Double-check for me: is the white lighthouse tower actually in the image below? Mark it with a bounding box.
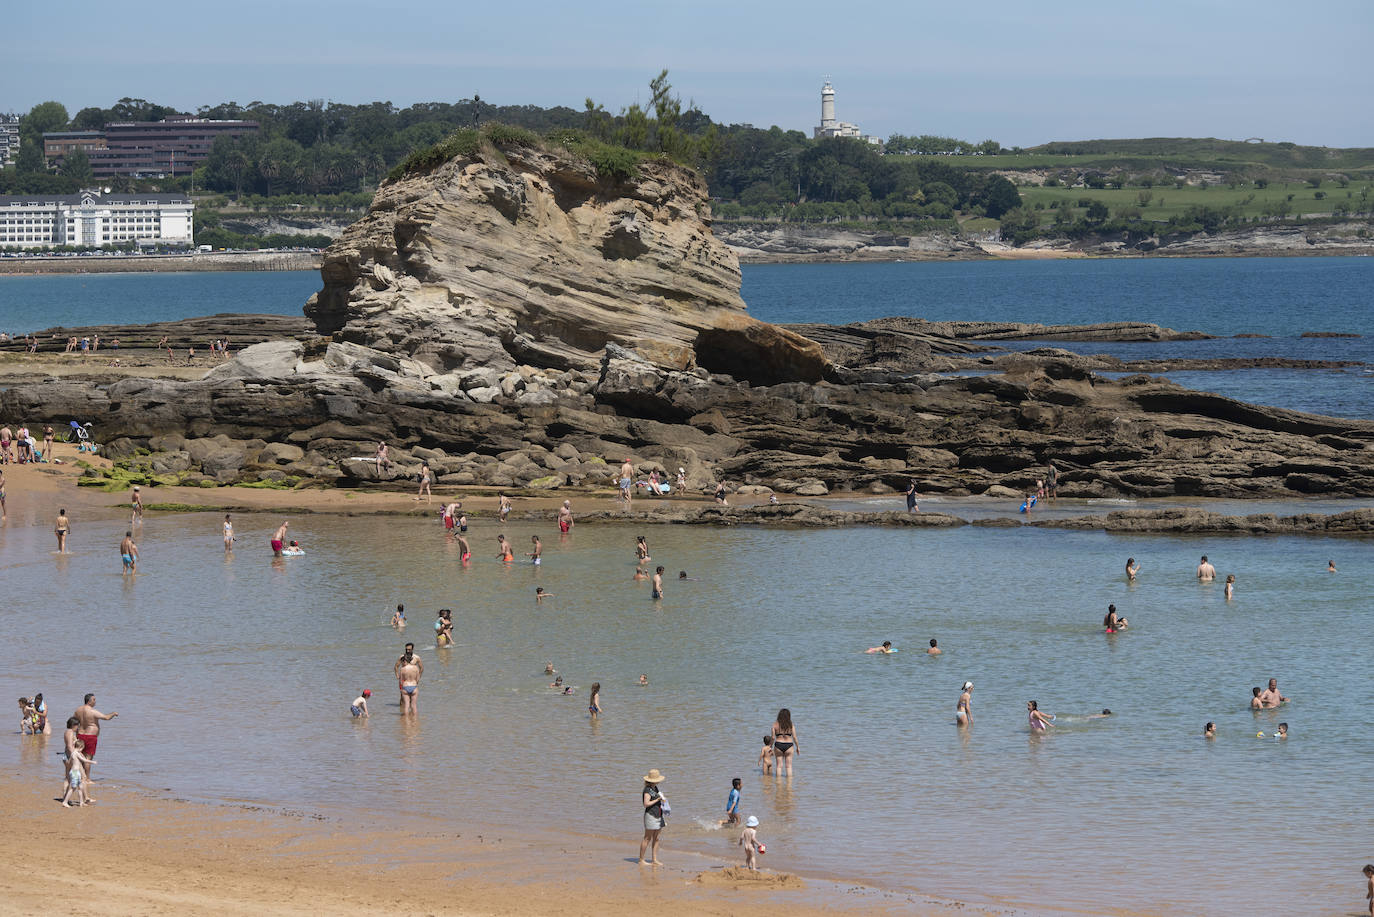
[813,79,864,139]
[819,80,837,134]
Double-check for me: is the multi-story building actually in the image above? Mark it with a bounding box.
[42,130,108,165]
[0,114,20,168]
[42,116,258,178]
[0,190,194,249]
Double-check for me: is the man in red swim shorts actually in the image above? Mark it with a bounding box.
[73,693,118,791]
[271,519,289,556]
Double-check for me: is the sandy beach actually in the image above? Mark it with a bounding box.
[0,769,942,917]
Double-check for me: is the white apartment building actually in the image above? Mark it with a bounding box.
[0,114,20,168]
[0,190,194,249]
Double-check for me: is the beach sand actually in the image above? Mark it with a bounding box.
[0,770,949,917]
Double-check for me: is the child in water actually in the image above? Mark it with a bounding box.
[588,682,601,718]
[351,690,371,717]
[1362,863,1373,917]
[535,587,553,604]
[1225,574,1235,601]
[390,604,407,628]
[758,735,774,774]
[739,816,762,870]
[720,777,742,826]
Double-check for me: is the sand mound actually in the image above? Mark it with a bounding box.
[694,866,805,889]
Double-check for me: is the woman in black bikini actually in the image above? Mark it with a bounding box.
[770,708,798,777]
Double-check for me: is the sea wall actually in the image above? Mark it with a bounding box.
[0,251,321,275]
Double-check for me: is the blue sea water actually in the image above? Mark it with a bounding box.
[0,258,1371,915]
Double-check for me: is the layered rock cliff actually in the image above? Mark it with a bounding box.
[2,132,1372,503]
[304,142,826,385]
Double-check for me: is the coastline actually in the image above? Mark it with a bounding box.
[0,250,320,275]
[0,769,944,917]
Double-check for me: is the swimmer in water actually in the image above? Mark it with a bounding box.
[544,662,556,675]
[1259,678,1287,708]
[550,675,564,689]
[527,535,542,565]
[496,534,514,562]
[390,604,407,628]
[1104,604,1122,633]
[588,682,601,719]
[637,674,648,686]
[1251,687,1263,709]
[1275,722,1288,739]
[1197,555,1216,581]
[1125,557,1140,581]
[635,535,650,564]
[927,639,941,656]
[535,587,553,603]
[651,566,664,600]
[1225,573,1235,601]
[1204,722,1216,738]
[456,533,471,563]
[865,641,894,654]
[1328,559,1337,573]
[678,571,688,580]
[1027,700,1054,732]
[956,682,972,726]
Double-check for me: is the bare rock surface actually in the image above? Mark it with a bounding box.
[3,135,1372,502]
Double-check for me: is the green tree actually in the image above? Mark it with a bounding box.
[22,101,69,142]
[1085,201,1109,223]
[14,142,46,175]
[71,106,110,130]
[60,148,94,186]
[980,175,1021,218]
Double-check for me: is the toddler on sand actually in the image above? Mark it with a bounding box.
[61,738,94,808]
[739,815,763,870]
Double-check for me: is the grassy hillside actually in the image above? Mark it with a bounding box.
[899,138,1374,183]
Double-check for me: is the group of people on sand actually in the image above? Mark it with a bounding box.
[1,423,52,465]
[16,690,118,808]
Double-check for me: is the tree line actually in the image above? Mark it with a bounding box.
[2,76,1020,222]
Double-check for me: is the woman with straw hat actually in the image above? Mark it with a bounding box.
[638,768,669,866]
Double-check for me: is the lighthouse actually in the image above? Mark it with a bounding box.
[813,80,866,140]
[819,81,836,133]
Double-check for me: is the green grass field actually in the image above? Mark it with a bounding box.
[1017,181,1372,227]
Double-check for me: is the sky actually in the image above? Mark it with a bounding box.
[10,0,1374,148]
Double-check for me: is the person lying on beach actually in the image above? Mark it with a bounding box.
[865,641,894,654]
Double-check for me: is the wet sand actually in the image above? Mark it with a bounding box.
[0,770,948,917]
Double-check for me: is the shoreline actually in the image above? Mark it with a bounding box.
[0,768,951,917]
[5,448,1370,539]
[0,251,320,275]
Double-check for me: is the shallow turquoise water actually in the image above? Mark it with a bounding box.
[1,503,1368,915]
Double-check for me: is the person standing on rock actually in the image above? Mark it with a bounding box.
[1197,555,1216,581]
[1046,462,1059,501]
[905,480,919,513]
[375,442,393,475]
[415,462,433,503]
[676,467,686,493]
[558,500,574,534]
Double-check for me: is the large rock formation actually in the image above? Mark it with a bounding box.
[2,132,1373,502]
[304,142,826,385]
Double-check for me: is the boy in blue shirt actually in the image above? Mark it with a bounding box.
[721,777,742,826]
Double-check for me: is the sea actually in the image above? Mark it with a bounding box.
[1,256,1371,916]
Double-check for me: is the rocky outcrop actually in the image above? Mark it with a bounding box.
[3,134,1373,501]
[304,142,826,384]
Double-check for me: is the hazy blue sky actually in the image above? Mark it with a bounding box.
[11,0,1373,147]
